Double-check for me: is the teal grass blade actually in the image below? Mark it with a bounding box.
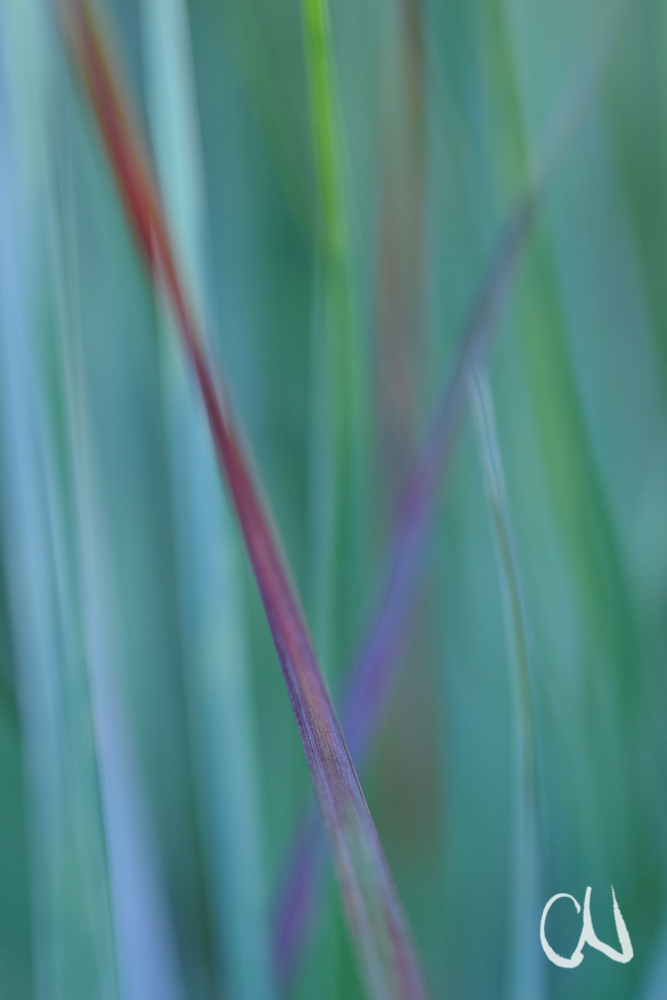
[301,0,370,683]
[139,0,277,994]
[0,570,33,998]
[0,4,119,995]
[481,0,651,919]
[51,69,188,1000]
[468,368,544,1000]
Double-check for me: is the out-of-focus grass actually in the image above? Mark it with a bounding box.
[64,2,430,997]
[469,366,543,1000]
[141,0,276,996]
[0,0,667,998]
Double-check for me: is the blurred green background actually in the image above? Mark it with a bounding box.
[0,0,666,998]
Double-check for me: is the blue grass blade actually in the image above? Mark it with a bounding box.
[139,0,277,994]
[51,87,186,1000]
[0,8,119,995]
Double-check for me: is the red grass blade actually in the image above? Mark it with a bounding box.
[60,2,430,997]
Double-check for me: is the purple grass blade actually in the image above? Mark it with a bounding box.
[60,2,430,997]
[339,197,536,758]
[272,194,536,985]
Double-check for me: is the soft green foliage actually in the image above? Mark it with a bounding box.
[0,0,666,998]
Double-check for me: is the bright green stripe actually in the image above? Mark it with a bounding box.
[300,0,369,682]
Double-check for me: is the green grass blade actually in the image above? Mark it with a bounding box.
[300,0,370,681]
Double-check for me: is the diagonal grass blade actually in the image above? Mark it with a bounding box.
[59,2,430,997]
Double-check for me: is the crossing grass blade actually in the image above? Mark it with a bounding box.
[273,174,536,992]
[60,1,429,997]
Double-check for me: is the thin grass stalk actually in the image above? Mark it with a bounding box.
[300,0,369,680]
[60,2,429,998]
[468,368,544,1000]
[51,77,187,1000]
[0,7,119,995]
[271,0,638,981]
[139,0,276,995]
[298,0,370,987]
[433,28,543,1000]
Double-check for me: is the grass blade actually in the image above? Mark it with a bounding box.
[271,1,635,980]
[139,0,277,994]
[273,180,535,988]
[483,0,650,906]
[299,0,371,988]
[51,84,187,1000]
[468,368,544,1000]
[60,2,429,997]
[301,0,369,682]
[0,7,119,994]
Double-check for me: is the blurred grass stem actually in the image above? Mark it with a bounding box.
[62,2,430,997]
